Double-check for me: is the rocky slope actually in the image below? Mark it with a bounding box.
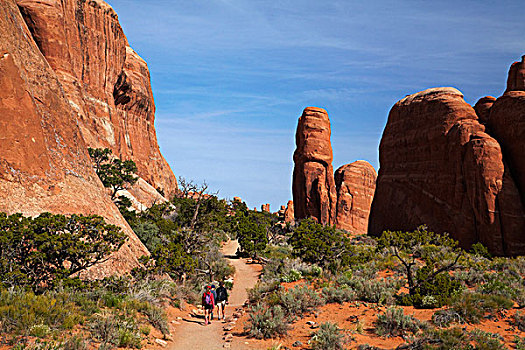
[0,0,186,275]
[369,59,525,255]
[335,161,377,235]
[16,0,177,198]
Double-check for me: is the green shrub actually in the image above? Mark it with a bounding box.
[290,219,353,272]
[350,277,399,305]
[281,269,302,283]
[278,284,324,318]
[375,307,425,337]
[321,286,356,304]
[141,303,169,335]
[311,322,346,350]
[0,289,82,334]
[398,267,462,308]
[64,335,87,350]
[432,309,464,328]
[248,280,281,304]
[29,324,51,338]
[246,304,290,339]
[450,292,513,324]
[409,327,505,350]
[515,311,525,332]
[515,336,525,350]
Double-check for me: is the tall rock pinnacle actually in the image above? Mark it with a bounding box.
[292,107,337,225]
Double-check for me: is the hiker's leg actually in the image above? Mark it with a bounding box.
[218,302,223,319]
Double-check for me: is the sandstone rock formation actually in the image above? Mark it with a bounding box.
[292,107,337,225]
[506,55,525,92]
[16,0,177,199]
[284,200,295,224]
[0,0,149,277]
[335,161,377,235]
[369,85,525,255]
[474,96,496,123]
[261,204,270,213]
[486,57,525,207]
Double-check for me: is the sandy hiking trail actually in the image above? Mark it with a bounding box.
[170,240,260,350]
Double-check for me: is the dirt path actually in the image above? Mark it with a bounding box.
[170,240,260,350]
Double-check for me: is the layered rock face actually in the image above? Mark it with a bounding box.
[369,84,525,255]
[335,161,377,234]
[16,0,177,198]
[292,107,337,225]
[0,0,149,277]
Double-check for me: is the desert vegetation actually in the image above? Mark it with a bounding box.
[240,223,525,349]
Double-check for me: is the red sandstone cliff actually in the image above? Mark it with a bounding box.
[335,161,377,235]
[292,107,337,225]
[0,0,149,277]
[368,85,525,255]
[16,0,177,199]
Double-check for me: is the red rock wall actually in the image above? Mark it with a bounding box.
[335,161,377,235]
[0,0,149,277]
[369,87,525,255]
[292,107,337,225]
[16,0,177,198]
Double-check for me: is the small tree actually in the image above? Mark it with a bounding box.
[376,226,463,307]
[237,214,268,259]
[0,212,126,290]
[289,218,352,272]
[88,148,138,200]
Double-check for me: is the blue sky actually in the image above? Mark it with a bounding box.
[106,0,524,211]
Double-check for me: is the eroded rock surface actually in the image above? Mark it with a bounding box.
[16,0,177,198]
[368,87,525,255]
[474,96,496,123]
[335,161,377,235]
[0,0,149,277]
[292,107,337,225]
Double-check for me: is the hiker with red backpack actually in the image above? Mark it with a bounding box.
[202,285,215,325]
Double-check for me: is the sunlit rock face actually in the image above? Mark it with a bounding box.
[335,161,377,235]
[369,83,525,256]
[292,107,337,226]
[16,0,178,199]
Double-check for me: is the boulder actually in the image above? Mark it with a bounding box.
[292,107,337,225]
[368,87,525,255]
[335,161,377,234]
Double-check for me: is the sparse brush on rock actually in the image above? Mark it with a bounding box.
[375,307,425,337]
[246,304,290,339]
[311,322,347,350]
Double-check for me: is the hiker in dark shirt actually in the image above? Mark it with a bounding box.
[215,281,229,320]
[202,285,215,325]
